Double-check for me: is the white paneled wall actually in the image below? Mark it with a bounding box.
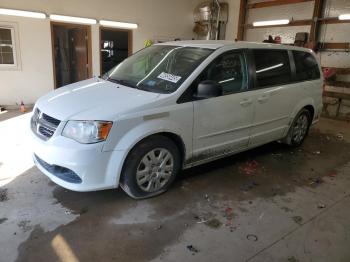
[246,1,314,23]
[243,0,350,71]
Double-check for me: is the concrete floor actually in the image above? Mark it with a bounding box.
[0,110,350,262]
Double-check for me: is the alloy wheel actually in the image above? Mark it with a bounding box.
[292,114,309,144]
[136,148,174,192]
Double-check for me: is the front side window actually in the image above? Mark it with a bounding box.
[105,45,213,93]
[0,27,16,66]
[253,49,291,88]
[293,51,320,81]
[193,50,248,95]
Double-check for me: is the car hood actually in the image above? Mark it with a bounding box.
[36,78,161,121]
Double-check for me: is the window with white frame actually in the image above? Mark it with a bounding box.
[0,27,16,66]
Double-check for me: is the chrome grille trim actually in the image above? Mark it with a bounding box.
[31,108,61,140]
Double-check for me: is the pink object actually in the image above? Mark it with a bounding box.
[274,36,281,44]
[323,68,336,81]
[20,101,26,113]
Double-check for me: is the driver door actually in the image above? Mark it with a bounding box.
[191,50,255,164]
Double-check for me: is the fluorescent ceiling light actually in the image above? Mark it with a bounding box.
[50,14,96,24]
[0,8,46,19]
[253,19,290,27]
[339,14,350,20]
[100,20,138,29]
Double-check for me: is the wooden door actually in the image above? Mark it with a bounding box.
[69,28,88,83]
[51,22,92,88]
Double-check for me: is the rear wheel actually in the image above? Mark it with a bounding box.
[284,109,311,146]
[120,135,181,199]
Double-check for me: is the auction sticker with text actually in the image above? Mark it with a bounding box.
[157,72,182,83]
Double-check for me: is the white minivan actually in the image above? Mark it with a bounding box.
[31,41,323,199]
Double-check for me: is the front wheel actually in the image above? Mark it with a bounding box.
[284,109,312,146]
[120,135,181,199]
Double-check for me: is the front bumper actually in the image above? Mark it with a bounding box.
[32,131,126,192]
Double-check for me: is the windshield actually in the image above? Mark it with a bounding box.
[105,45,214,93]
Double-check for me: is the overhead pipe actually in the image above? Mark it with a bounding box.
[214,0,221,40]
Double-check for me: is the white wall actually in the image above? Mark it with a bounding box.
[0,0,242,106]
[0,0,205,106]
[0,16,53,106]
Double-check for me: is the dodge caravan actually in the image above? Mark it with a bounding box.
[31,41,323,199]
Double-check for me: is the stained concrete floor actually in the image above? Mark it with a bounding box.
[0,111,350,262]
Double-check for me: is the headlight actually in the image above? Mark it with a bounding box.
[62,121,113,144]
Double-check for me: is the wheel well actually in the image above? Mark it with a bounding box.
[157,132,186,166]
[304,105,315,121]
[125,132,186,167]
[120,132,186,184]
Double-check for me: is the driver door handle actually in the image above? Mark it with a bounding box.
[240,98,253,107]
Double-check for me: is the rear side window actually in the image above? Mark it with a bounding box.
[293,51,320,81]
[253,49,292,88]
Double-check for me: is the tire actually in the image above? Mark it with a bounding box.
[284,108,312,147]
[120,135,181,199]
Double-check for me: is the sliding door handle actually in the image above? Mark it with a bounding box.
[240,98,253,107]
[257,96,269,103]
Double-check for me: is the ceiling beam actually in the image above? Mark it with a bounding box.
[248,0,314,9]
[237,0,247,40]
[309,0,324,43]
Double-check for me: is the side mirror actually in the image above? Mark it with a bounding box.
[194,80,222,100]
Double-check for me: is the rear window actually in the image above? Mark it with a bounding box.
[253,49,292,88]
[292,51,320,81]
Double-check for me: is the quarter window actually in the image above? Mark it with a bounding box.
[196,51,248,95]
[0,27,16,66]
[293,51,320,81]
[253,49,292,88]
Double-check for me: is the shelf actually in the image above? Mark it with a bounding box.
[323,91,350,100]
[326,81,350,88]
[319,42,350,50]
[322,67,350,75]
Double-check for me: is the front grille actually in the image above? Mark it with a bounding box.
[42,113,61,126]
[31,108,61,140]
[34,154,82,184]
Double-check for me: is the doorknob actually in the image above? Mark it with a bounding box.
[240,98,253,107]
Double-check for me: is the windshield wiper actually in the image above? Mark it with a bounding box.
[107,78,137,89]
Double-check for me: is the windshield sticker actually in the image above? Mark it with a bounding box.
[157,72,182,83]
